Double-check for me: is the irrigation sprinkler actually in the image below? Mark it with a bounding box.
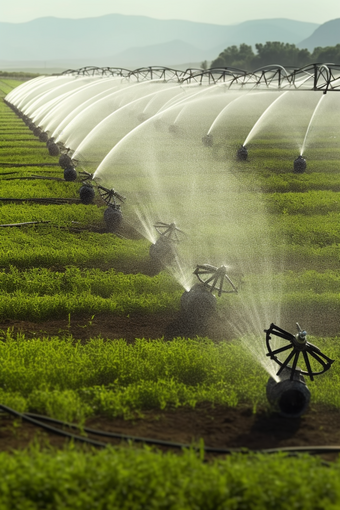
[39,131,49,143]
[202,134,213,147]
[46,138,60,157]
[79,184,96,204]
[237,145,248,161]
[265,322,334,417]
[180,264,239,329]
[98,185,126,233]
[63,166,78,181]
[180,283,217,320]
[149,222,185,267]
[193,264,239,296]
[59,153,73,169]
[294,155,307,173]
[33,126,42,138]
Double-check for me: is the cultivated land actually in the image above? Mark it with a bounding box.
[1,78,340,508]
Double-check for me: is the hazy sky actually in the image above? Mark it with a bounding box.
[1,0,339,25]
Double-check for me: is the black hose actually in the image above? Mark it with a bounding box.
[0,407,338,459]
[0,404,107,448]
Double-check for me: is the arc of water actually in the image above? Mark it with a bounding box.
[243,91,288,147]
[73,83,185,160]
[62,79,167,153]
[207,93,248,135]
[300,94,325,156]
[158,82,218,114]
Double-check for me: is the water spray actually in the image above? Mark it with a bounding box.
[237,145,248,161]
[294,155,307,173]
[265,322,334,417]
[149,222,185,267]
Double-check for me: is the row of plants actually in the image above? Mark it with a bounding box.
[0,333,339,421]
[1,445,339,510]
[1,77,340,506]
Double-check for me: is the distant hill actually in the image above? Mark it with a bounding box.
[298,18,340,51]
[0,14,319,70]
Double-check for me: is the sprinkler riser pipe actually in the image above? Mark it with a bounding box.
[266,368,310,418]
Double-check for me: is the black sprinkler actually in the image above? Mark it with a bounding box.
[46,139,60,157]
[294,155,307,173]
[202,134,213,147]
[63,166,77,182]
[265,322,334,417]
[149,222,185,267]
[237,145,248,161]
[98,185,126,233]
[180,264,239,332]
[79,184,95,204]
[59,153,73,169]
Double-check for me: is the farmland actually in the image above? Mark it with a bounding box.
[1,78,340,508]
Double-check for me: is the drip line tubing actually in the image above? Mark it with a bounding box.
[0,405,339,459]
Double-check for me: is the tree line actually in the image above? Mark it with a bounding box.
[207,42,340,70]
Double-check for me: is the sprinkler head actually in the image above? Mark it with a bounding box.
[63,166,77,182]
[181,283,217,324]
[237,145,248,161]
[265,322,334,382]
[194,264,239,296]
[79,184,95,204]
[33,126,42,138]
[39,131,49,143]
[59,153,73,169]
[266,367,311,418]
[149,236,178,267]
[202,134,213,147]
[149,222,185,267]
[104,205,123,233]
[46,138,60,157]
[294,155,307,173]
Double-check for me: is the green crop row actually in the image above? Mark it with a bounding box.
[0,333,338,421]
[0,446,339,510]
[0,228,151,271]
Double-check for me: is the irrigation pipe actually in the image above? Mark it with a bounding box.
[0,406,339,458]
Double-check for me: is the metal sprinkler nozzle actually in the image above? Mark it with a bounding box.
[265,322,334,381]
[154,222,186,243]
[98,185,126,206]
[194,264,239,297]
[149,222,185,267]
[265,322,334,417]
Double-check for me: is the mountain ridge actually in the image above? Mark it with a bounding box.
[0,14,332,70]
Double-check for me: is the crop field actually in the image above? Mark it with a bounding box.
[1,79,340,508]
